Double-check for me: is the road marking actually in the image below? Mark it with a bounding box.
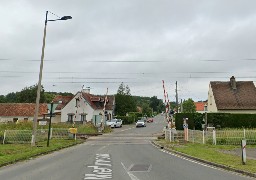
[97,146,107,152]
[84,154,112,180]
[121,162,140,180]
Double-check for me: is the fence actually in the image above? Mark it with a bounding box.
[2,128,70,144]
[165,129,256,145]
[215,129,256,145]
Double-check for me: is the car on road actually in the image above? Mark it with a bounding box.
[146,118,154,123]
[106,119,122,128]
[136,119,146,127]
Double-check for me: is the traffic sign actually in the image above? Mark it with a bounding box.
[39,121,47,126]
[183,124,188,128]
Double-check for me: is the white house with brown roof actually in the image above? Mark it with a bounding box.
[0,103,47,123]
[60,89,115,124]
[208,76,256,113]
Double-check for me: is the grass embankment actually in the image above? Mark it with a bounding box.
[156,140,256,174]
[0,139,83,167]
[0,122,112,167]
[0,122,104,136]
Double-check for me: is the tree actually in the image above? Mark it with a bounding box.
[115,83,136,116]
[142,103,152,117]
[182,98,196,113]
[5,92,17,103]
[149,96,165,113]
[117,82,126,95]
[0,95,6,103]
[16,84,46,103]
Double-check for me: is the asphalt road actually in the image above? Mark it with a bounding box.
[0,115,253,180]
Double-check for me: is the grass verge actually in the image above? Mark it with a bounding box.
[155,140,256,174]
[0,139,83,167]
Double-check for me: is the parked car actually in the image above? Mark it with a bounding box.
[106,119,122,128]
[136,119,146,127]
[146,118,154,123]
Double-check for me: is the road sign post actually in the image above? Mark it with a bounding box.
[183,118,188,141]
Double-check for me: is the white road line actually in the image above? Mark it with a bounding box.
[121,162,140,180]
[97,146,106,151]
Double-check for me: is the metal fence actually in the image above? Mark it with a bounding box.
[2,128,70,144]
[215,129,256,145]
[165,129,256,145]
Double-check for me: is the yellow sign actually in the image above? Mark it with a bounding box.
[69,128,77,134]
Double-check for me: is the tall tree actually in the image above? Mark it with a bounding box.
[17,84,46,103]
[182,98,196,113]
[142,103,152,117]
[149,96,165,113]
[115,83,136,116]
[117,82,126,95]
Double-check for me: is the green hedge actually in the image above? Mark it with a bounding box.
[116,116,135,125]
[175,113,256,130]
[175,113,204,130]
[207,113,256,128]
[127,112,142,121]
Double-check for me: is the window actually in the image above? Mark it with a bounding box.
[81,114,87,122]
[67,113,74,123]
[13,118,18,123]
[204,105,208,111]
[75,98,79,107]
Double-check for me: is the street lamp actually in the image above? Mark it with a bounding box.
[31,11,72,146]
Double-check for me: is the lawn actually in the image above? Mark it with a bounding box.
[156,140,256,174]
[0,139,83,167]
[0,122,111,167]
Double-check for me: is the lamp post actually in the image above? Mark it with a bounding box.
[31,11,72,146]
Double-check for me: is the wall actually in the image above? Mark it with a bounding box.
[207,84,218,112]
[0,116,35,123]
[61,92,94,123]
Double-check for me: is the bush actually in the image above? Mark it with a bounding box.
[207,113,256,128]
[175,113,204,130]
[175,112,256,129]
[116,116,135,124]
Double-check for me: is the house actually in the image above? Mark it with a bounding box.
[49,95,74,123]
[60,88,115,124]
[194,101,207,113]
[208,76,256,113]
[0,103,47,123]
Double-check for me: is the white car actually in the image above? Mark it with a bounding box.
[106,119,122,128]
[136,119,146,127]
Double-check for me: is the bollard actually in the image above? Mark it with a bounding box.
[241,140,246,165]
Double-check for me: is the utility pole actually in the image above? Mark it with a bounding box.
[175,81,178,110]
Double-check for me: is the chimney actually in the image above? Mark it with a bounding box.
[230,76,236,90]
[82,87,91,94]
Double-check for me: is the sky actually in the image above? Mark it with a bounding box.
[1,0,256,102]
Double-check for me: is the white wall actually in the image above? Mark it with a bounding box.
[61,92,94,123]
[207,84,218,112]
[0,116,34,123]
